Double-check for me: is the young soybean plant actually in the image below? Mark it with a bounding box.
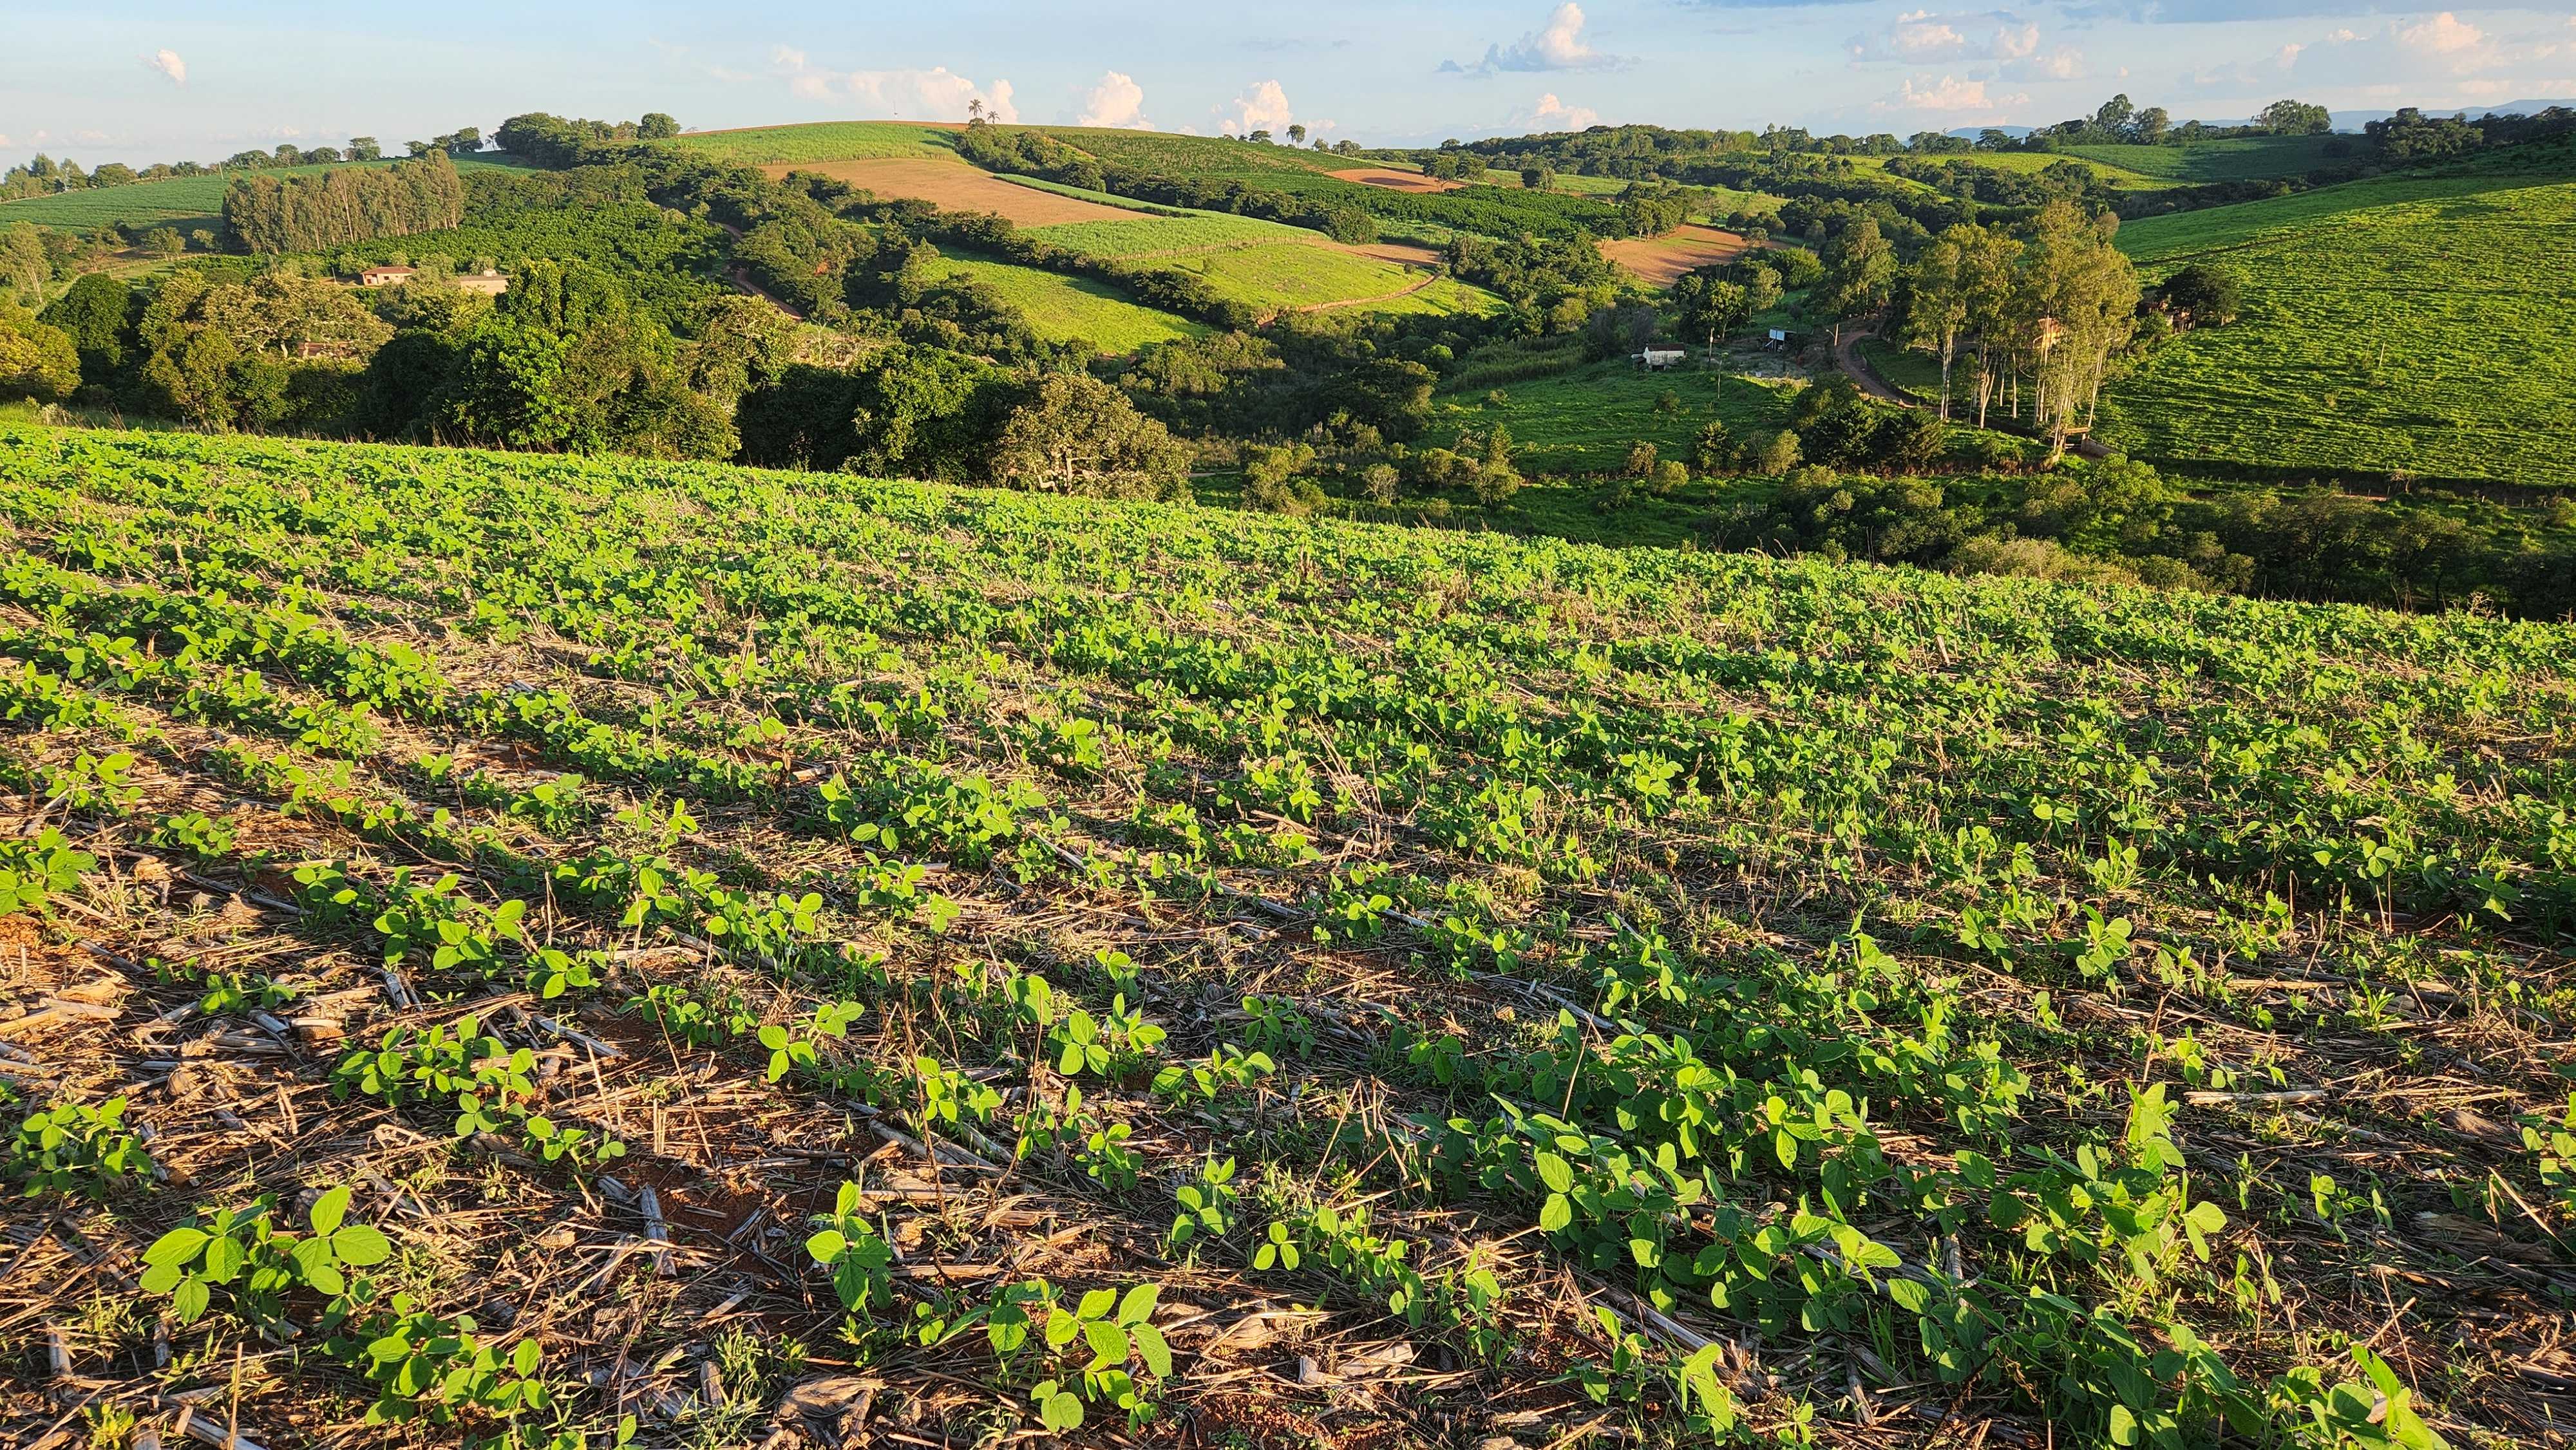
[7,1096,156,1201]
[141,1185,392,1328]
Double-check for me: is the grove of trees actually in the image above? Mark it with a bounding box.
[222,153,467,254]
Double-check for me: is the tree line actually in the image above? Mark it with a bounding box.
[222,153,468,255]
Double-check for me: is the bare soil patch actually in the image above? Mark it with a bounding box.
[1597,224,1757,287]
[1347,240,1443,268]
[1329,167,1461,194]
[755,157,1147,226]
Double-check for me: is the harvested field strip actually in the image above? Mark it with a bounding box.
[1596,224,1757,287]
[931,255,1207,352]
[757,156,1150,226]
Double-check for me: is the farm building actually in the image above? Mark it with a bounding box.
[453,269,509,296]
[1634,347,1686,370]
[359,265,417,287]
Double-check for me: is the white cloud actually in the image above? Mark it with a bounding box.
[0,135,10,149]
[770,49,1016,122]
[2005,46,2087,80]
[1077,71,1151,129]
[146,48,186,86]
[1877,75,2029,116]
[1526,92,1603,129]
[1219,79,1295,137]
[1443,3,1630,77]
[2398,12,2483,55]
[1852,10,2051,70]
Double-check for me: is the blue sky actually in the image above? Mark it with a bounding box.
[4,0,2573,166]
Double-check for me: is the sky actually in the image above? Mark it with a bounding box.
[3,0,2573,167]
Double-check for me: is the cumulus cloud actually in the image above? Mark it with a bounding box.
[770,48,1017,122]
[2398,12,2483,55]
[1218,79,1296,137]
[1524,92,1604,129]
[1848,10,2043,65]
[1077,71,1151,129]
[1877,74,2029,116]
[2006,46,2087,80]
[146,48,187,86]
[1443,3,1631,77]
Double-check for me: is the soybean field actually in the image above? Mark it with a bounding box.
[2,424,2573,1449]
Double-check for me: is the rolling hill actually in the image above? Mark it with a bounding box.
[0,156,522,235]
[2096,142,2576,485]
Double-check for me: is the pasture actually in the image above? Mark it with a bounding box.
[2058,134,2348,183]
[5,420,2568,1449]
[931,256,1207,352]
[2099,171,2576,485]
[672,120,959,165]
[1435,358,1796,474]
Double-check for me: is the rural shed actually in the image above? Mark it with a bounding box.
[1634,347,1686,370]
[453,269,509,296]
[359,265,417,287]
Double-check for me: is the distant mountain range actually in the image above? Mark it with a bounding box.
[1947,100,2576,142]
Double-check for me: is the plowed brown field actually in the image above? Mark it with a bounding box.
[757,157,1147,225]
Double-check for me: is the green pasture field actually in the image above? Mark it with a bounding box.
[931,256,1207,352]
[2058,135,2346,183]
[1034,127,1347,182]
[1434,358,1797,475]
[2099,171,2576,485]
[0,156,519,233]
[670,121,958,165]
[1025,210,1310,259]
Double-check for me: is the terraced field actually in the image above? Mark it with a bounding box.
[2059,135,2349,183]
[4,422,2571,1450]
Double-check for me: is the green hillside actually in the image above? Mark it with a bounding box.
[3,420,2569,1448]
[932,255,1208,352]
[2099,160,2576,485]
[670,121,958,165]
[2060,134,2347,182]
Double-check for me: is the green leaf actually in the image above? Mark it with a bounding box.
[1117,1283,1159,1326]
[334,1224,392,1266]
[1083,1320,1130,1368]
[1131,1322,1172,1380]
[1077,1286,1118,1322]
[1535,1151,1574,1193]
[1774,1126,1797,1171]
[806,1229,848,1265]
[171,1277,211,1324]
[309,1185,351,1236]
[1539,1192,1572,1232]
[2107,1403,2139,1445]
[144,1227,209,1268]
[202,1235,246,1283]
[1040,1389,1084,1431]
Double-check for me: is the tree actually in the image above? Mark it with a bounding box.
[405,141,434,158]
[989,372,1191,497]
[1670,271,1748,353]
[2257,100,2332,136]
[40,273,136,383]
[1520,164,1555,192]
[2157,264,2240,330]
[1,223,51,308]
[437,317,580,449]
[637,113,681,140]
[1818,216,1895,348]
[2018,201,2141,458]
[348,137,383,162]
[1248,129,1274,146]
[144,227,185,259]
[1692,420,1733,473]
[2134,107,2170,146]
[2094,95,2136,136]
[444,127,485,156]
[0,301,80,403]
[1287,124,1308,146]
